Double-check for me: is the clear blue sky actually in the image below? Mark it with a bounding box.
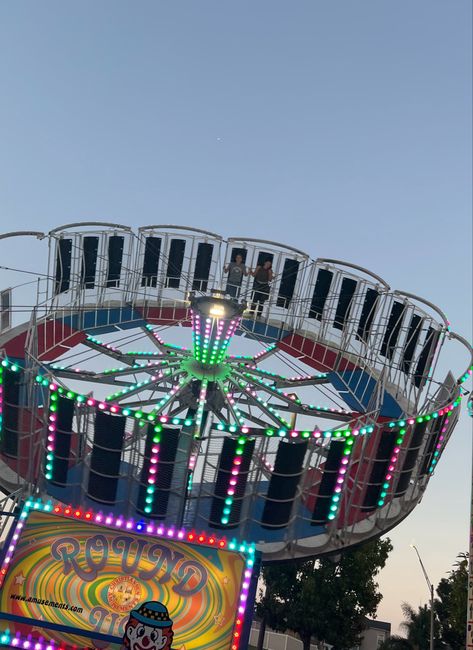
[0,1,471,634]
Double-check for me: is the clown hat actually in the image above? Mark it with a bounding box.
[129,601,173,628]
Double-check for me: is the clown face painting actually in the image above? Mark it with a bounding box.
[122,602,174,650]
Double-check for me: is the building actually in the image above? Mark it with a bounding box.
[249,617,391,650]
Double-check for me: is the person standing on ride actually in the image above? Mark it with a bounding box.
[250,260,273,317]
[224,253,248,298]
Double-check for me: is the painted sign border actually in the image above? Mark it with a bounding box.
[0,498,256,650]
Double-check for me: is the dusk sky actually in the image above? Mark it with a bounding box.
[0,1,471,634]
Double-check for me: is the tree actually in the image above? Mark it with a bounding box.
[435,552,468,648]
[387,601,446,650]
[399,603,440,650]
[256,537,392,650]
[379,636,414,650]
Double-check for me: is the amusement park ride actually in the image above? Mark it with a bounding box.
[0,223,470,649]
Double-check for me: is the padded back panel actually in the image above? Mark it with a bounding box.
[402,314,423,374]
[361,430,398,511]
[107,236,124,287]
[414,327,440,387]
[87,412,125,504]
[276,259,300,308]
[394,420,427,496]
[142,237,162,287]
[309,269,333,320]
[137,425,180,518]
[261,440,308,528]
[81,237,99,289]
[357,288,379,341]
[311,439,345,524]
[165,239,186,288]
[209,437,255,529]
[381,301,406,359]
[50,396,74,486]
[54,238,72,294]
[420,414,448,476]
[2,368,20,458]
[192,242,213,291]
[333,277,357,330]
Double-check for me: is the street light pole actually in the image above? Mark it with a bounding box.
[467,391,473,649]
[411,544,434,650]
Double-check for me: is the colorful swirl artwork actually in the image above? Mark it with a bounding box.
[0,512,246,650]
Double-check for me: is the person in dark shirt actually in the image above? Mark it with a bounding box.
[250,260,273,316]
[224,253,248,298]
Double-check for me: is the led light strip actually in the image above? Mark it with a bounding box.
[0,365,3,445]
[36,380,461,443]
[231,376,291,429]
[145,325,189,352]
[428,415,450,474]
[211,396,464,440]
[327,434,354,521]
[105,371,164,401]
[44,385,59,481]
[218,382,246,427]
[194,379,209,437]
[143,424,163,515]
[150,375,191,418]
[376,425,407,508]
[104,365,182,402]
[252,342,277,361]
[221,436,246,526]
[35,378,194,427]
[0,499,256,650]
[238,369,354,416]
[85,335,121,352]
[127,350,176,357]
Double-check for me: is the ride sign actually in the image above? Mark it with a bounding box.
[0,504,254,650]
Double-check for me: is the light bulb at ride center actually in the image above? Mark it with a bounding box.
[189,293,246,366]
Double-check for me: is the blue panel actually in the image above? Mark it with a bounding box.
[329,370,403,418]
[62,307,145,335]
[239,319,290,343]
[47,467,326,543]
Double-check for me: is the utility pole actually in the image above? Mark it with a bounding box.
[411,544,434,650]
